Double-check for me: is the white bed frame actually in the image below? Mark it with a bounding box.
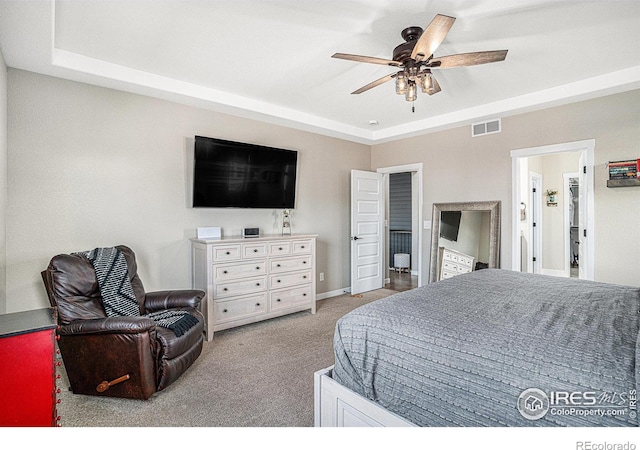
[313,366,416,427]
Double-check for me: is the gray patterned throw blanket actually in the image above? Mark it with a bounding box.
[79,247,198,337]
[332,269,640,426]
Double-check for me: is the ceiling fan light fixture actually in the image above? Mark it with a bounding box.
[420,73,433,93]
[405,81,417,102]
[395,73,408,94]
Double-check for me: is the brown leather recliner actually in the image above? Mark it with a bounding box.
[41,245,205,400]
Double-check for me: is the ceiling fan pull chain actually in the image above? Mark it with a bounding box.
[412,102,415,113]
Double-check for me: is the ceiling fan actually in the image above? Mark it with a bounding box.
[332,14,508,104]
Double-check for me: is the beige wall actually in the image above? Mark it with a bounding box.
[0,50,7,314]
[372,89,640,287]
[6,69,370,313]
[5,69,640,314]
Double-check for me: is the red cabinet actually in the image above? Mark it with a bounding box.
[0,308,60,427]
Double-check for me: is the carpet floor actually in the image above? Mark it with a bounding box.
[57,288,397,427]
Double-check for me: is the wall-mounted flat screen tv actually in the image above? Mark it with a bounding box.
[193,136,298,208]
[439,211,462,242]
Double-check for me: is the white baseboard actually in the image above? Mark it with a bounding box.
[317,288,351,301]
[541,268,569,278]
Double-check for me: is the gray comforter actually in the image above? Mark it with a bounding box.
[332,269,639,426]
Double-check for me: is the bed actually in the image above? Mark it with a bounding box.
[314,269,639,427]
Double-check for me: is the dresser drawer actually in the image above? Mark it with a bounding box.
[214,261,267,282]
[242,243,268,259]
[270,284,312,311]
[441,269,458,280]
[270,256,311,273]
[291,240,312,255]
[215,277,267,298]
[269,242,291,256]
[213,245,242,262]
[458,255,474,267]
[270,270,312,289]
[457,264,472,274]
[441,261,458,273]
[214,293,268,324]
[443,251,459,263]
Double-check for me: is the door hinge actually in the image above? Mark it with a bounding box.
[532,222,537,227]
[583,229,587,237]
[532,257,537,262]
[532,187,536,193]
[583,165,587,174]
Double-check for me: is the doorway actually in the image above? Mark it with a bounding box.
[564,173,580,278]
[511,139,594,280]
[387,172,417,292]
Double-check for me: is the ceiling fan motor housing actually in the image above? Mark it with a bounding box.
[393,27,424,62]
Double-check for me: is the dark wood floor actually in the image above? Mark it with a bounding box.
[385,270,418,292]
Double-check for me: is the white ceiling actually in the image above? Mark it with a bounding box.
[1,0,639,144]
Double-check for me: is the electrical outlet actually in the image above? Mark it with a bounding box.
[319,272,324,281]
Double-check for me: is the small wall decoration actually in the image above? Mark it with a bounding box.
[546,189,558,207]
[282,209,292,236]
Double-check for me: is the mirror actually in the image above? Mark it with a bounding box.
[429,200,501,283]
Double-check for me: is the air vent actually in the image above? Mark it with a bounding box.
[472,118,501,137]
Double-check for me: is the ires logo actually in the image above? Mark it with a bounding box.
[550,391,598,406]
[517,388,635,421]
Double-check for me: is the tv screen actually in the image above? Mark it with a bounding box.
[440,211,462,242]
[193,136,298,208]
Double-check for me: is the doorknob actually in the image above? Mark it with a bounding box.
[352,236,360,240]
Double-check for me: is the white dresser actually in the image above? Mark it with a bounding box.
[438,247,474,281]
[191,234,317,340]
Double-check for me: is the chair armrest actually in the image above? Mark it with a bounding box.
[144,290,205,313]
[60,316,156,336]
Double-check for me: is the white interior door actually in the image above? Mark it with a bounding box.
[530,173,542,274]
[350,170,384,295]
[578,153,586,279]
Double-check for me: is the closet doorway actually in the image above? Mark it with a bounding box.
[564,173,580,278]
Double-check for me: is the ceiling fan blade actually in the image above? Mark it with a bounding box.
[332,53,401,67]
[351,73,397,94]
[426,76,441,95]
[411,14,456,62]
[429,50,508,68]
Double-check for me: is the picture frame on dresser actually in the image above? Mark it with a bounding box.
[191,234,317,340]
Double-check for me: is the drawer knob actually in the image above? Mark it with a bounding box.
[223,270,228,274]
[303,293,307,296]
[303,261,307,264]
[301,245,305,249]
[277,264,281,267]
[223,287,228,291]
[278,247,283,251]
[277,299,281,302]
[256,303,261,307]
[303,275,307,279]
[226,251,230,255]
[277,279,281,283]
[253,249,258,253]
[223,309,228,313]
[256,283,261,286]
[256,266,260,270]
